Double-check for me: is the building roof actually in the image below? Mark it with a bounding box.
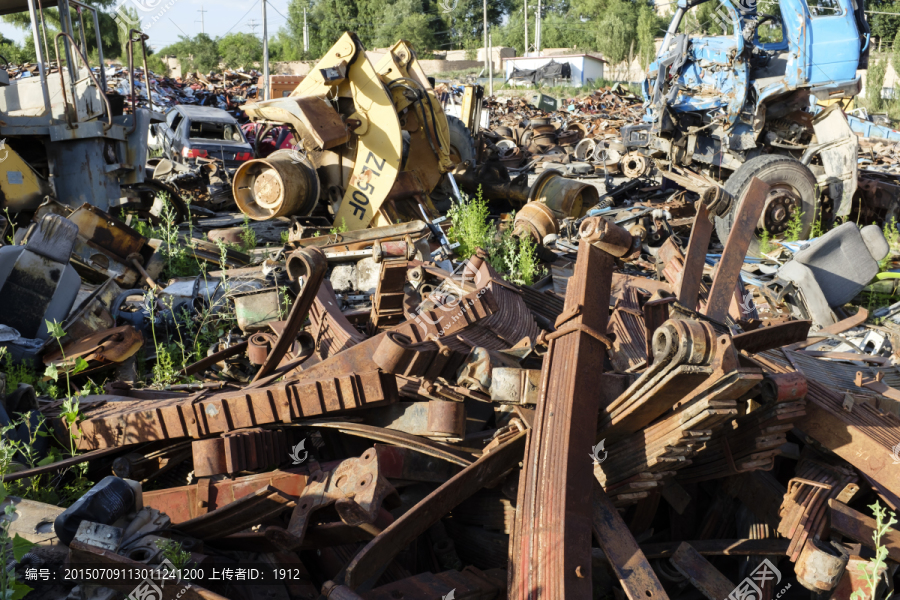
[504,54,608,64]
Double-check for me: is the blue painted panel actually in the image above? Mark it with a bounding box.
[805,0,861,84]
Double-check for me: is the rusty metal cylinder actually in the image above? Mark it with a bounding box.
[233,149,320,220]
[372,331,440,376]
[795,538,849,592]
[761,371,808,403]
[528,169,600,219]
[513,201,558,244]
[248,333,272,365]
[651,319,716,365]
[372,240,413,263]
[579,216,634,257]
[700,185,734,218]
[426,400,466,436]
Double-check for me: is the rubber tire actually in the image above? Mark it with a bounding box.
[432,116,477,209]
[446,115,476,166]
[714,154,818,258]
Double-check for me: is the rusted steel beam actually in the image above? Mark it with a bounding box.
[142,469,308,523]
[179,340,249,378]
[677,187,733,311]
[591,480,669,600]
[793,381,900,499]
[369,258,409,331]
[0,446,123,483]
[344,430,527,590]
[829,499,900,564]
[731,320,811,355]
[670,542,737,600]
[252,246,327,382]
[510,234,618,600]
[705,177,770,321]
[782,308,868,352]
[293,420,473,467]
[178,484,297,539]
[75,369,397,450]
[309,281,366,361]
[639,538,791,559]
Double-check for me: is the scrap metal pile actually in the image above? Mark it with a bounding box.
[2,159,900,600]
[109,67,261,117]
[480,86,647,177]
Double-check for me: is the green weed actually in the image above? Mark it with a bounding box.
[448,189,544,285]
[492,217,543,286]
[330,218,348,236]
[759,229,772,254]
[881,217,899,271]
[239,213,257,252]
[0,488,34,600]
[785,210,805,242]
[850,501,897,600]
[810,212,828,239]
[448,187,494,261]
[2,207,15,245]
[0,322,93,510]
[156,539,192,570]
[280,229,290,245]
[137,193,201,279]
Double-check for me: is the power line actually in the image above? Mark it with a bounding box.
[196,6,207,34]
[224,0,261,35]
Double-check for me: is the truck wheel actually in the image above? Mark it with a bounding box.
[446,115,476,165]
[432,116,477,209]
[715,154,818,257]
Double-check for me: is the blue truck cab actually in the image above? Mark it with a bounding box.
[622,0,870,251]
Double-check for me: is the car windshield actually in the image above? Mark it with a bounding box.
[189,121,244,142]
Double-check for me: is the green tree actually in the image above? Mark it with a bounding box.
[159,33,219,74]
[868,0,900,46]
[2,1,123,61]
[892,28,900,75]
[867,57,888,112]
[271,0,313,61]
[219,32,262,69]
[371,0,436,50]
[636,4,656,67]
[596,12,630,63]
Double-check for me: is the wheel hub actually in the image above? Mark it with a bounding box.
[757,187,801,235]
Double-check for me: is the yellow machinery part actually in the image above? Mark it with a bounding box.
[460,85,483,134]
[0,145,50,212]
[290,33,403,231]
[368,41,453,228]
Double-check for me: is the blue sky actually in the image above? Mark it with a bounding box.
[0,0,293,53]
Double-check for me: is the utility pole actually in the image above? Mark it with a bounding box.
[535,0,541,56]
[196,5,206,34]
[488,32,493,97]
[524,0,528,56]
[303,8,309,52]
[483,0,488,72]
[262,0,269,100]
[247,19,259,35]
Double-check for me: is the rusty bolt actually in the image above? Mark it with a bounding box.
[575,565,586,578]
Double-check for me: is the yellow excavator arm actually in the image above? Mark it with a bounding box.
[236,32,457,231]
